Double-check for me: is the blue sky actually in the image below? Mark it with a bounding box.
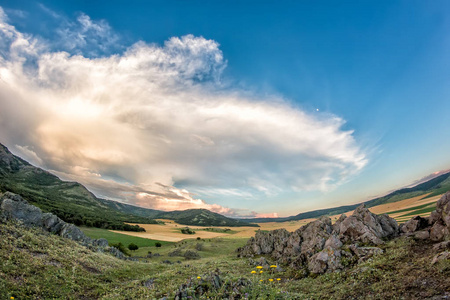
[0,1,449,217]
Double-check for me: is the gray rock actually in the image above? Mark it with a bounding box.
[413,230,430,240]
[350,244,384,258]
[401,216,429,234]
[325,235,343,249]
[238,203,398,274]
[429,210,441,225]
[0,192,125,259]
[433,241,450,252]
[339,204,399,245]
[431,251,450,265]
[430,221,449,242]
[1,192,45,227]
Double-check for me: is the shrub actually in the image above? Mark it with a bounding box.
[128,243,139,251]
[155,242,162,248]
[110,242,129,255]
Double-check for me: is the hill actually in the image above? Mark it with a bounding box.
[0,143,258,228]
[157,208,259,227]
[242,171,450,223]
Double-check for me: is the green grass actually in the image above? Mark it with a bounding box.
[398,205,437,218]
[80,227,172,248]
[386,202,436,215]
[2,221,450,299]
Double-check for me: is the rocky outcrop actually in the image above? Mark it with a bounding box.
[398,192,450,242]
[238,192,450,275]
[0,192,123,258]
[238,204,398,274]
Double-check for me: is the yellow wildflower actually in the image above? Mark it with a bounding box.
[269,278,273,282]
[277,278,281,281]
[251,270,256,274]
[259,279,263,282]
[197,276,201,279]
[256,266,263,269]
[11,297,14,300]
[259,270,263,274]
[270,265,277,268]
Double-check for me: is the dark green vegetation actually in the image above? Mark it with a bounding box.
[80,226,172,248]
[181,227,196,234]
[0,143,258,229]
[2,221,450,299]
[158,209,259,227]
[0,144,157,231]
[201,227,236,233]
[243,171,450,223]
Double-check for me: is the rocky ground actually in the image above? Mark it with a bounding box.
[238,192,450,276]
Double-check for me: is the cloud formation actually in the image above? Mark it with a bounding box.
[0,7,367,216]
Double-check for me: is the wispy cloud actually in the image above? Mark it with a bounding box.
[0,7,367,216]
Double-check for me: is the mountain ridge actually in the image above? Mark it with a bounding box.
[0,143,258,228]
[240,171,450,223]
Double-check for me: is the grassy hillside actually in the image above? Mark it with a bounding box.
[2,220,450,299]
[157,209,259,227]
[0,144,159,231]
[244,172,450,223]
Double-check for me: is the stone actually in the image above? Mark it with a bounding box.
[429,211,440,225]
[414,230,430,240]
[339,204,399,245]
[0,192,126,260]
[430,221,448,242]
[325,235,343,249]
[401,216,429,234]
[431,251,450,265]
[238,203,398,274]
[433,241,450,252]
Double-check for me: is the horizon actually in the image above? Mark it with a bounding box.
[0,1,449,218]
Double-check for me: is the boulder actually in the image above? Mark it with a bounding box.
[238,203,397,274]
[0,192,116,257]
[401,216,429,234]
[430,221,449,242]
[413,230,430,240]
[339,204,399,245]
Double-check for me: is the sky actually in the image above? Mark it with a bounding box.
[0,1,449,218]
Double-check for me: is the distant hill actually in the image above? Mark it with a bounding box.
[241,171,450,223]
[157,209,258,227]
[0,143,258,229]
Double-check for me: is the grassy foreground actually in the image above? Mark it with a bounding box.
[1,221,450,299]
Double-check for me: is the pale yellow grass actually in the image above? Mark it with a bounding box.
[111,193,443,241]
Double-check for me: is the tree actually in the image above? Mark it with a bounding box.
[128,243,139,251]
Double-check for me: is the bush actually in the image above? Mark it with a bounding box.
[195,243,203,251]
[128,243,139,251]
[181,227,195,234]
[110,242,129,256]
[155,242,162,248]
[183,250,200,260]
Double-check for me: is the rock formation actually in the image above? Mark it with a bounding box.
[0,192,127,259]
[238,192,450,275]
[237,203,399,274]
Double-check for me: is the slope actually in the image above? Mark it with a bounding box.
[242,171,450,223]
[0,143,258,228]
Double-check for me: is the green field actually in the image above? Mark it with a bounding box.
[80,227,172,248]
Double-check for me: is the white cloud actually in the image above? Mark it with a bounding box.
[0,7,367,216]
